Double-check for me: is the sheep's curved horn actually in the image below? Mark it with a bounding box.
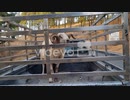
[50,33,58,41]
[68,34,76,39]
[51,35,60,43]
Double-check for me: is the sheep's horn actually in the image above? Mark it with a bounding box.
[50,34,58,41]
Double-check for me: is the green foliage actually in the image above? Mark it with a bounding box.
[78,16,86,26]
[0,12,15,27]
[0,12,17,30]
[19,12,95,28]
[19,12,64,28]
[0,12,17,39]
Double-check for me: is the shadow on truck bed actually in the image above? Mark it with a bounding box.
[28,62,98,74]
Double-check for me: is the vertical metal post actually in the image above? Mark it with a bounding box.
[121,12,130,81]
[43,18,52,83]
[104,16,108,56]
[24,28,28,60]
[6,22,12,61]
[95,31,98,56]
[64,17,66,28]
[89,33,91,42]
[35,24,39,57]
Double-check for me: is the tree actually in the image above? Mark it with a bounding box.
[78,16,86,26]
[67,17,74,28]
[0,12,16,29]
[0,12,17,38]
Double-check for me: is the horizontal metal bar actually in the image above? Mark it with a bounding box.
[0,12,120,22]
[91,40,124,46]
[0,45,44,51]
[96,50,122,56]
[0,56,126,66]
[0,37,18,42]
[0,26,13,31]
[0,30,36,37]
[0,52,35,60]
[0,24,122,36]
[48,56,126,63]
[0,70,125,81]
[0,40,125,51]
[90,29,121,39]
[6,81,125,86]
[102,14,121,25]
[0,38,42,43]
[8,21,32,30]
[48,24,122,33]
[49,40,124,47]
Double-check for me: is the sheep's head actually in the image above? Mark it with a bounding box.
[58,33,68,43]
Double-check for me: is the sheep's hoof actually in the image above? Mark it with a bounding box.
[26,79,32,84]
[54,77,59,82]
[55,70,58,73]
[55,68,59,73]
[49,78,53,83]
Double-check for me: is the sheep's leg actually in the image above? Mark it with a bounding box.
[50,64,54,73]
[42,64,45,74]
[48,64,54,83]
[55,63,60,73]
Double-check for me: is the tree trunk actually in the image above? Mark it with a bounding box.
[64,18,66,28]
[58,19,60,28]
